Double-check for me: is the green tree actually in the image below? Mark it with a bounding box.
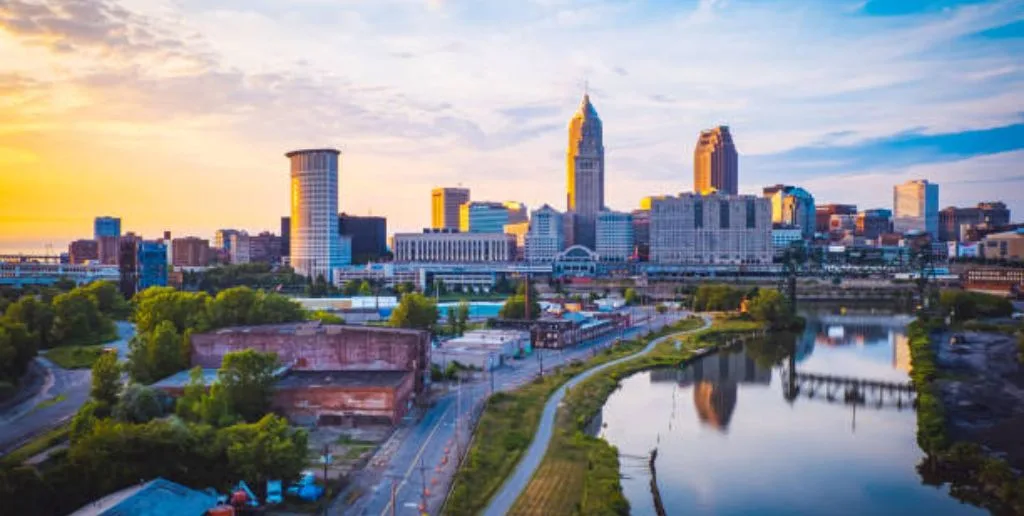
[656,304,668,315]
[4,296,55,348]
[132,287,211,335]
[341,280,360,296]
[218,414,309,491]
[455,300,471,336]
[49,290,115,346]
[499,295,541,320]
[307,310,344,324]
[69,400,106,443]
[446,308,458,336]
[216,349,279,422]
[127,320,186,384]
[174,366,208,423]
[80,281,130,319]
[389,293,439,332]
[112,384,171,423]
[90,351,121,406]
[623,288,637,306]
[0,320,37,385]
[358,280,373,296]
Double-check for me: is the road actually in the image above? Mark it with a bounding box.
[483,314,711,516]
[0,321,135,455]
[344,308,686,516]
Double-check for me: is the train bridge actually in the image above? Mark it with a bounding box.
[779,363,915,410]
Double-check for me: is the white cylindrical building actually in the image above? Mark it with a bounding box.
[287,148,341,281]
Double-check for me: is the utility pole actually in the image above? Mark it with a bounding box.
[391,479,397,516]
[418,458,430,514]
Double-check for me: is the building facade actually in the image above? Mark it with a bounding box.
[771,226,803,256]
[280,216,291,258]
[338,213,387,262]
[631,209,650,262]
[815,204,857,234]
[939,202,1012,242]
[763,185,815,239]
[504,221,530,260]
[137,241,168,290]
[596,210,634,262]
[566,93,605,250]
[68,239,99,264]
[228,232,250,264]
[393,231,515,263]
[288,148,343,281]
[431,187,470,231]
[93,216,121,239]
[981,229,1024,262]
[649,193,772,265]
[249,232,282,265]
[171,237,210,267]
[856,209,892,240]
[213,229,240,251]
[694,126,739,195]
[893,179,939,238]
[459,202,510,233]
[525,204,564,263]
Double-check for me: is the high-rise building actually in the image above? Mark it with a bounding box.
[280,216,291,258]
[432,187,470,231]
[763,185,815,239]
[978,201,1011,227]
[596,210,634,262]
[97,235,120,265]
[214,229,240,251]
[694,126,738,195]
[338,213,387,263]
[815,204,858,234]
[93,216,121,240]
[69,239,99,264]
[631,209,650,261]
[138,241,168,290]
[939,202,1012,242]
[460,202,510,233]
[526,204,564,263]
[171,237,210,267]
[249,232,283,265]
[566,93,604,250]
[649,193,772,265]
[893,179,939,238]
[503,202,529,224]
[856,209,892,240]
[287,148,343,281]
[229,232,251,264]
[393,231,515,263]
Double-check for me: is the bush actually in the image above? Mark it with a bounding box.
[939,291,1014,322]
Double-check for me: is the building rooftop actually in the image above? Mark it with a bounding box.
[275,370,410,389]
[285,148,340,157]
[69,478,217,516]
[202,321,423,337]
[151,368,219,389]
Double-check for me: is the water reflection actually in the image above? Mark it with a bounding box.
[598,312,980,516]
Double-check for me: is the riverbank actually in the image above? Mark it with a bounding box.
[909,318,1024,514]
[441,316,706,516]
[508,317,766,516]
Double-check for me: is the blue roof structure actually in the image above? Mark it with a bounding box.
[71,478,218,516]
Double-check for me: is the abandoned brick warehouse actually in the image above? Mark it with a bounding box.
[156,322,430,426]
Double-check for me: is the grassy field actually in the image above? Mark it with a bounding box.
[44,344,114,369]
[441,315,706,516]
[0,425,70,466]
[509,317,766,516]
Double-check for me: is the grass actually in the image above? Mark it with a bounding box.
[442,315,709,516]
[508,317,765,516]
[0,425,70,467]
[44,344,115,369]
[341,446,373,461]
[32,393,67,413]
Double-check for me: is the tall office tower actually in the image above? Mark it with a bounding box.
[694,126,738,195]
[280,216,291,258]
[249,232,283,265]
[977,201,1011,227]
[287,148,342,281]
[93,216,121,240]
[338,213,387,262]
[631,209,650,261]
[214,229,240,251]
[566,93,604,250]
[460,202,511,233]
[893,179,939,238]
[856,209,893,240]
[137,241,168,290]
[526,204,565,263]
[595,210,634,262]
[229,231,251,264]
[762,184,815,239]
[649,193,772,265]
[432,187,470,230]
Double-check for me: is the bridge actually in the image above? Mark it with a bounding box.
[812,313,916,328]
[0,254,64,264]
[0,262,119,286]
[779,364,915,410]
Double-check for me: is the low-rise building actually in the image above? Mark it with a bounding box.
[526,204,564,263]
[772,226,803,256]
[69,477,218,516]
[69,239,99,264]
[980,229,1024,262]
[393,230,515,263]
[171,236,210,267]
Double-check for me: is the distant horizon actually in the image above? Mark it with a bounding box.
[2,0,1022,253]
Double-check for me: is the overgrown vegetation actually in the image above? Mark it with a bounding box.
[388,292,439,333]
[443,317,707,516]
[908,318,1024,514]
[939,290,1014,322]
[43,344,111,369]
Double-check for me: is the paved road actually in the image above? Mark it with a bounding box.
[0,321,135,455]
[483,313,711,516]
[344,308,685,516]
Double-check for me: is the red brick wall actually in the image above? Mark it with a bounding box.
[190,325,429,392]
[272,382,413,425]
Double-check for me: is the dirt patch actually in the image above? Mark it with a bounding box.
[303,425,392,481]
[936,330,1024,469]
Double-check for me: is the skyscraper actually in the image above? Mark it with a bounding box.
[566,93,604,250]
[893,179,939,238]
[287,148,342,281]
[432,187,470,230]
[526,204,564,263]
[762,184,815,239]
[94,216,121,239]
[694,126,738,195]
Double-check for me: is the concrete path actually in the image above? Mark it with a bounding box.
[483,314,711,516]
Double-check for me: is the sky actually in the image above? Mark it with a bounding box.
[0,0,1022,253]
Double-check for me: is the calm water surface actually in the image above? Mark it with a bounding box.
[598,312,983,516]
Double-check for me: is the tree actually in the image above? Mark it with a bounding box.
[747,290,791,328]
[132,288,211,335]
[446,308,458,336]
[455,300,471,336]
[112,384,171,423]
[80,281,130,319]
[0,320,37,385]
[4,296,55,348]
[127,320,186,384]
[69,400,106,443]
[499,295,541,320]
[389,293,439,333]
[341,280,360,296]
[623,288,637,306]
[656,304,668,315]
[175,366,207,422]
[90,351,121,406]
[216,349,279,422]
[306,274,331,297]
[49,290,115,346]
[218,414,308,492]
[358,280,373,296]
[307,310,344,324]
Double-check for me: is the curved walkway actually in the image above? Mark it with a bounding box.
[483,314,712,516]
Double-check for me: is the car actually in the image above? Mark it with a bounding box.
[1011,312,1023,320]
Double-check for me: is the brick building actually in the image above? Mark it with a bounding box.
[69,239,99,264]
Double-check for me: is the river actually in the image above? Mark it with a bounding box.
[597,311,984,516]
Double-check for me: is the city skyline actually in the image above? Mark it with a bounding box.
[1,0,1022,253]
